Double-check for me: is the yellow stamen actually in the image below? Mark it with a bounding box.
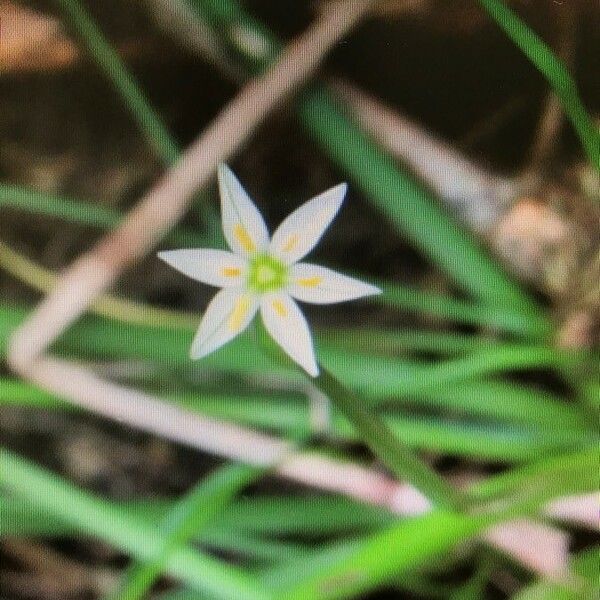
[272,299,287,317]
[298,276,322,288]
[222,267,241,277]
[228,296,250,332]
[282,234,299,253]
[234,224,255,253]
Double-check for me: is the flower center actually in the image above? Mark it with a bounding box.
[248,254,287,293]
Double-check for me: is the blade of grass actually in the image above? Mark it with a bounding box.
[0,303,569,397]
[467,447,598,513]
[319,327,526,356]
[107,463,264,600]
[0,494,312,563]
[166,384,589,438]
[1,303,594,451]
[262,510,494,600]
[198,529,310,563]
[178,397,593,461]
[0,241,198,330]
[298,86,539,311]
[375,279,550,338]
[0,491,392,541]
[478,0,600,168]
[52,0,223,233]
[572,546,600,586]
[0,183,218,248]
[511,582,578,600]
[324,344,587,398]
[0,448,271,600]
[155,589,212,600]
[210,495,394,536]
[0,304,592,434]
[54,0,179,164]
[387,380,588,430]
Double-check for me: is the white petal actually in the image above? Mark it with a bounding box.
[191,288,258,359]
[287,263,381,304]
[218,164,269,257]
[158,249,248,287]
[270,183,347,264]
[260,293,319,377]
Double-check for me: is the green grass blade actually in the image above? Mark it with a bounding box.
[3,342,588,433]
[0,304,565,396]
[572,546,600,586]
[108,463,264,600]
[478,0,600,168]
[0,448,270,600]
[199,528,310,563]
[0,494,312,563]
[511,582,578,600]
[468,447,598,512]
[389,380,588,430]
[0,219,543,335]
[0,491,392,541]
[320,326,538,356]
[375,280,550,338]
[155,591,212,600]
[298,87,538,311]
[262,448,598,599]
[0,183,214,248]
[210,496,393,536]
[262,511,494,600]
[155,590,213,600]
[322,344,585,399]
[54,0,179,164]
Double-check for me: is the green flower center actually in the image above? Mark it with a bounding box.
[248,254,287,293]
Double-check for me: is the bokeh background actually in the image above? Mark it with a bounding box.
[1,1,598,599]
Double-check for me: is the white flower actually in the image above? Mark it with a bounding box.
[158,164,381,377]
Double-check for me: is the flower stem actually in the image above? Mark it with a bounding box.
[314,366,465,511]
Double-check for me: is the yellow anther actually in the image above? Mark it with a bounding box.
[234,224,255,253]
[272,299,287,317]
[222,267,241,277]
[228,296,250,332]
[282,234,299,253]
[298,276,322,288]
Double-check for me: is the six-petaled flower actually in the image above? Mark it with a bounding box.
[158,164,380,376]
